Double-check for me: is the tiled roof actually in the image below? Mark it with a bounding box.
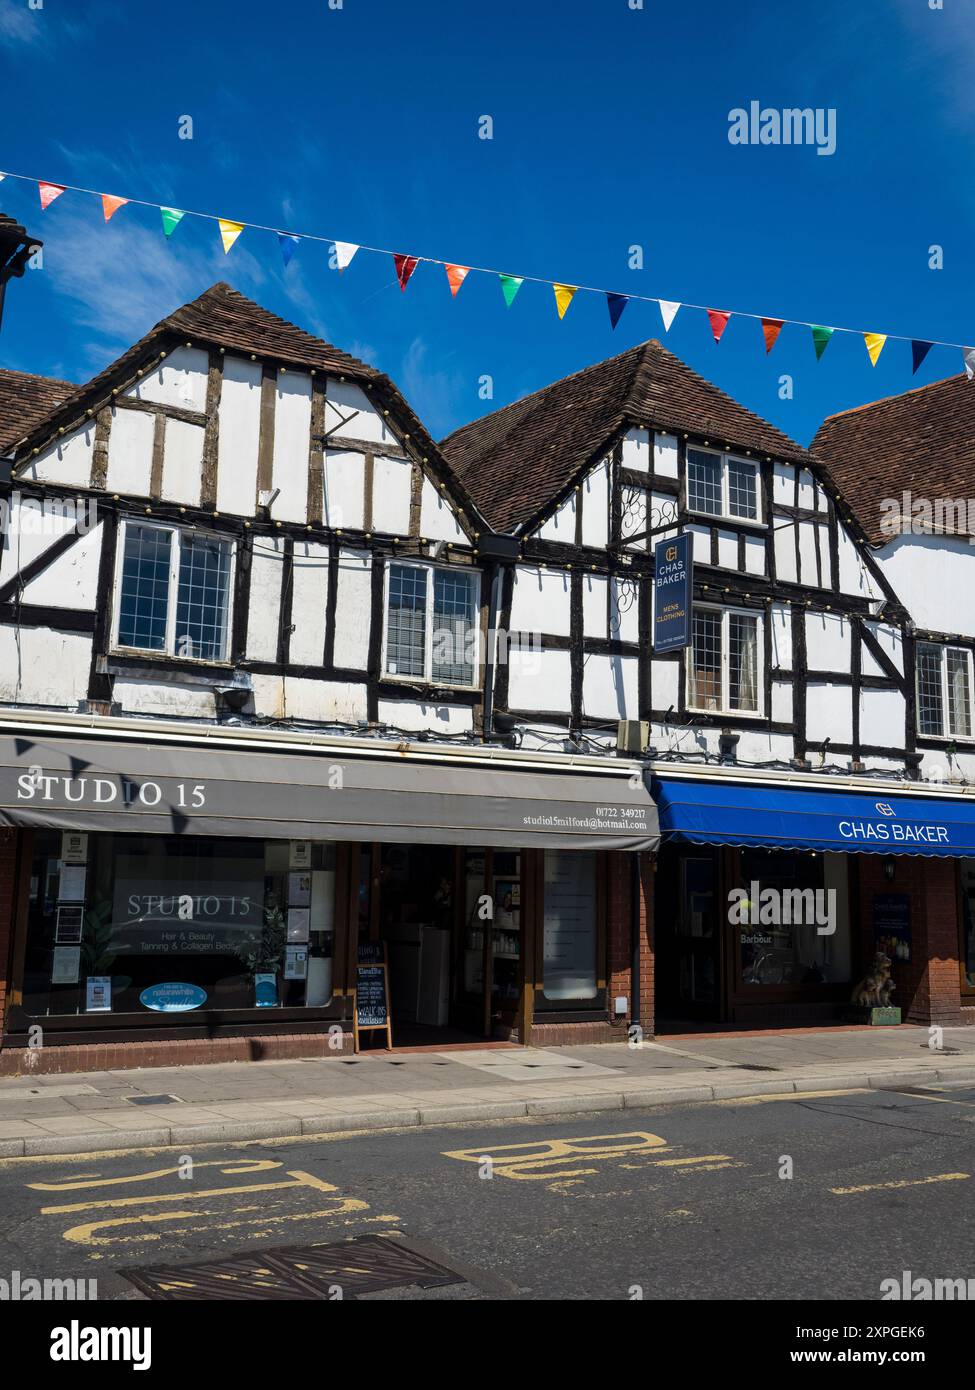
[0,369,77,453]
[440,338,810,533]
[813,374,975,544]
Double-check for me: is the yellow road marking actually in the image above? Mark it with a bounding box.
[27,1158,279,1192]
[830,1172,969,1195]
[715,1088,870,1106]
[39,1169,335,1215]
[883,1089,975,1108]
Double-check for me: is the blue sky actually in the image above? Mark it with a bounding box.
[0,0,972,447]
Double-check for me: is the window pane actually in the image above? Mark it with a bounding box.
[690,609,722,709]
[117,524,172,651]
[917,644,944,736]
[727,458,758,519]
[542,850,598,1001]
[175,534,232,661]
[947,648,972,737]
[432,570,477,684]
[729,613,759,711]
[686,448,722,515]
[386,564,426,677]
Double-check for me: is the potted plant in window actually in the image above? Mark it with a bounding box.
[237,899,286,1007]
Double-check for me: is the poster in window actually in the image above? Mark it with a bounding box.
[289,841,312,870]
[55,904,85,944]
[287,908,310,943]
[58,865,87,903]
[86,976,112,1012]
[288,872,311,907]
[52,946,81,985]
[61,832,88,865]
[493,880,520,930]
[284,945,308,980]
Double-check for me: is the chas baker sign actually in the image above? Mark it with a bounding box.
[838,801,950,847]
[653,533,692,654]
[16,767,207,812]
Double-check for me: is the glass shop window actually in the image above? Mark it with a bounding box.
[959,860,975,995]
[735,849,851,988]
[542,850,598,1001]
[19,832,337,1019]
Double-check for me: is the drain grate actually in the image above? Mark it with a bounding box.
[121,1235,463,1301]
[126,1094,182,1106]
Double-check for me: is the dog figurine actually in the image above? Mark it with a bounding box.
[851,951,896,1008]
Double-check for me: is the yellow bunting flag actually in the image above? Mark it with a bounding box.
[101,194,128,222]
[864,332,887,367]
[553,283,577,320]
[218,219,245,255]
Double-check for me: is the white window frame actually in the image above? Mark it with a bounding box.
[687,602,764,716]
[916,641,975,742]
[381,560,481,689]
[111,518,236,663]
[685,445,762,525]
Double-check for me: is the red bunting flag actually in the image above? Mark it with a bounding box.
[707,309,731,343]
[445,264,470,297]
[101,194,128,223]
[761,318,784,354]
[38,181,65,210]
[394,254,419,291]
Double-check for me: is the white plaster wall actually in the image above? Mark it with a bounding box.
[769,603,793,669]
[271,371,313,524]
[622,427,650,473]
[323,449,365,531]
[772,463,795,506]
[216,356,262,517]
[650,658,680,711]
[112,680,217,719]
[805,682,854,745]
[744,534,765,576]
[877,534,975,638]
[510,566,571,637]
[582,574,607,639]
[581,459,610,548]
[332,549,371,669]
[377,700,474,734]
[582,653,638,719]
[653,432,679,479]
[124,346,208,412]
[798,520,821,587]
[620,487,647,548]
[290,541,330,666]
[859,688,905,748]
[0,625,90,706]
[0,499,85,576]
[371,455,413,536]
[865,621,904,674]
[717,531,738,569]
[105,408,154,497]
[325,379,399,447]
[507,647,571,712]
[20,521,103,609]
[535,492,575,542]
[806,611,852,673]
[21,422,94,489]
[246,538,285,660]
[420,476,468,542]
[161,418,204,506]
[774,521,798,583]
[837,522,876,599]
[771,680,793,723]
[688,524,711,566]
[609,577,640,644]
[797,469,816,510]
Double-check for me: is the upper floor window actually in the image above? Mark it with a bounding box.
[383,561,479,687]
[688,605,762,714]
[113,520,234,662]
[686,446,760,523]
[917,642,973,739]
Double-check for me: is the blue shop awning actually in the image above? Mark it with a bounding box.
[654,776,975,857]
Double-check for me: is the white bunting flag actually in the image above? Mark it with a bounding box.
[333,241,359,272]
[658,300,680,332]
[964,347,975,380]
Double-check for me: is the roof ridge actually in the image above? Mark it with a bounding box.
[818,371,967,426]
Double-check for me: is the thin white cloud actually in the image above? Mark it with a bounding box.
[0,0,41,44]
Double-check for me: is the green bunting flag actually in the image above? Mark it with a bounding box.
[161,207,185,238]
[812,325,834,361]
[499,274,524,308]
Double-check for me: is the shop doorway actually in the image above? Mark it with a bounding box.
[357,843,523,1047]
[654,844,723,1023]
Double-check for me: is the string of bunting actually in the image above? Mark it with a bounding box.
[2,167,972,378]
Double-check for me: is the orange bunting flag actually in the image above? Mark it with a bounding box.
[707,309,731,343]
[761,318,784,354]
[445,264,470,297]
[218,220,244,255]
[864,332,887,367]
[39,181,65,210]
[101,194,128,223]
[553,283,578,320]
[394,254,419,290]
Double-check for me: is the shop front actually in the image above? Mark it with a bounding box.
[0,719,659,1064]
[653,773,975,1028]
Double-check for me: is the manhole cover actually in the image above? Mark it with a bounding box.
[126,1094,182,1106]
[121,1235,464,1300]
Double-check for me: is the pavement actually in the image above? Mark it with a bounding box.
[2,1024,975,1157]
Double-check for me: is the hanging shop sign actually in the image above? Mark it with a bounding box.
[653,533,692,653]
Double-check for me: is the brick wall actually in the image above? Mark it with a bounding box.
[856,853,963,1025]
[0,1028,356,1077]
[0,829,18,1039]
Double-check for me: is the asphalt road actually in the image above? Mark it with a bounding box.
[1,1080,974,1302]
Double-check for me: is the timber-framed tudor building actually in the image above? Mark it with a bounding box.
[0,266,973,1073]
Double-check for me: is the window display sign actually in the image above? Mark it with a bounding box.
[139,982,208,1013]
[58,865,87,903]
[55,904,84,944]
[873,892,911,963]
[52,946,81,985]
[287,908,310,943]
[288,872,311,907]
[289,841,312,870]
[86,976,112,1012]
[110,847,264,955]
[61,832,88,865]
[284,945,308,980]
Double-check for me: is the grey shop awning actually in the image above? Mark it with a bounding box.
[0,732,659,851]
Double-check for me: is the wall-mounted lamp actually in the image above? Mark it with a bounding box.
[883,857,896,883]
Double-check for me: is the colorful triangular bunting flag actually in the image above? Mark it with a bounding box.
[38,181,65,211]
[911,340,933,375]
[606,293,628,330]
[553,283,578,320]
[101,194,127,223]
[964,347,975,380]
[864,332,887,367]
[333,241,358,271]
[393,253,419,290]
[812,325,834,361]
[160,207,185,238]
[707,309,731,343]
[499,274,523,308]
[658,300,680,332]
[445,264,470,297]
[761,318,784,354]
[218,219,244,255]
[278,233,300,268]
